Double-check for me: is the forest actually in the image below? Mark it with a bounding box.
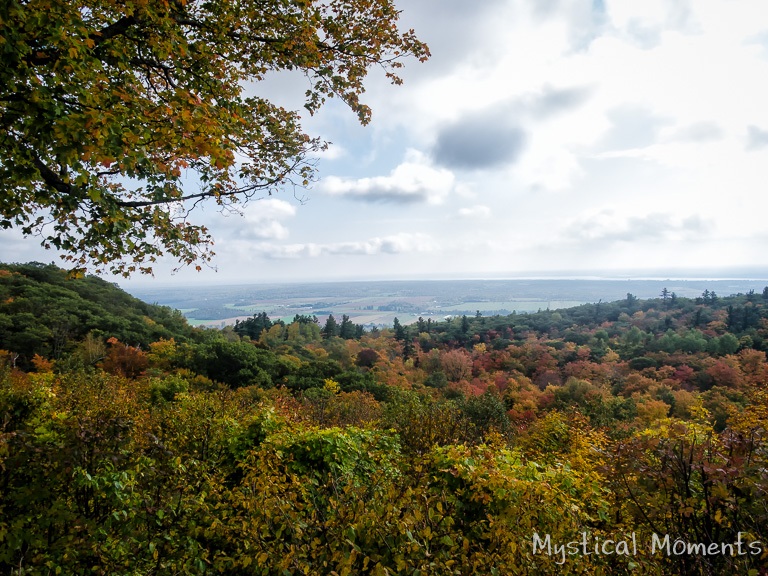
[2,262,768,575]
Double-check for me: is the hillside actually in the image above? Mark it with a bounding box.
[2,266,768,574]
[0,262,193,367]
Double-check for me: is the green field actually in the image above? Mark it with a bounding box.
[130,278,768,328]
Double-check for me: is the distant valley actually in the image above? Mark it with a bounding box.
[129,277,768,328]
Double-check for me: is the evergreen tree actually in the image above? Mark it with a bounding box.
[339,314,356,339]
[393,317,406,341]
[234,312,272,340]
[323,314,339,339]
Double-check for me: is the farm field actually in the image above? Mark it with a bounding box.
[129,277,768,328]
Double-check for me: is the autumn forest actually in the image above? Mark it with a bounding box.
[1,262,767,575]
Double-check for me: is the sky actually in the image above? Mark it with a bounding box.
[4,0,768,286]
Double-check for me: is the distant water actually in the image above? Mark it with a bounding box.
[128,277,768,327]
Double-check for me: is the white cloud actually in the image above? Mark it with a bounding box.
[320,150,454,204]
[252,233,439,259]
[221,198,297,240]
[458,205,491,219]
[314,143,347,160]
[564,210,710,244]
[241,220,290,241]
[517,146,584,191]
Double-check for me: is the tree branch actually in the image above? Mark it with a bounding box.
[25,16,138,66]
[114,180,280,208]
[32,156,72,195]
[94,15,138,44]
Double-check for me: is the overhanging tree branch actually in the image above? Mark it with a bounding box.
[2,0,429,276]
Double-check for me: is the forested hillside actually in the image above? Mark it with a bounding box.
[0,263,192,368]
[2,265,768,574]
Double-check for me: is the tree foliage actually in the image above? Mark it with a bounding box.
[1,0,429,275]
[0,263,191,365]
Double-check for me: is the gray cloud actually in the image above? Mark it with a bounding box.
[532,0,562,18]
[533,0,608,51]
[747,125,768,150]
[527,85,592,118]
[625,19,662,49]
[432,108,527,171]
[429,86,589,172]
[671,122,724,142]
[323,185,427,204]
[665,0,695,31]
[597,106,672,152]
[616,0,695,49]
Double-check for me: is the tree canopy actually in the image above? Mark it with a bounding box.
[5,266,768,573]
[0,0,429,276]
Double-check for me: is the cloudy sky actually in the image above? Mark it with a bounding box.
[6,0,768,285]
